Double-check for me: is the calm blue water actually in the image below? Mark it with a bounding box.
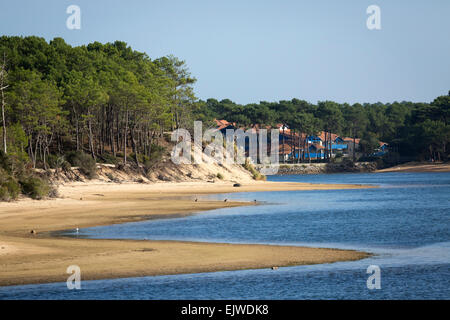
[1,172,449,299]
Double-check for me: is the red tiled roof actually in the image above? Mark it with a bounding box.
[216,120,386,149]
[344,137,361,144]
[214,119,230,126]
[311,143,325,150]
[214,119,236,131]
[280,130,307,139]
[318,131,339,142]
[278,143,292,155]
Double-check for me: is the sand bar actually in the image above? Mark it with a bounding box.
[0,181,372,286]
[376,162,450,173]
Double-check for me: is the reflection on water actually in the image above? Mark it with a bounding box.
[1,172,449,299]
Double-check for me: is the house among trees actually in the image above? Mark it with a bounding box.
[343,137,361,156]
[212,119,389,162]
[277,127,371,161]
[372,142,389,157]
[214,119,236,134]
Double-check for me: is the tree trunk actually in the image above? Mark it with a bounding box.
[73,106,79,151]
[0,61,7,154]
[292,129,296,163]
[43,144,47,170]
[116,112,120,154]
[328,131,332,161]
[110,117,115,156]
[130,126,139,166]
[308,140,311,163]
[282,126,285,163]
[123,107,128,165]
[1,87,6,154]
[88,110,95,159]
[33,135,40,168]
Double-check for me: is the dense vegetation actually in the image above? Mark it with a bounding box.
[0,36,449,200]
[0,36,198,200]
[195,95,450,162]
[0,36,197,170]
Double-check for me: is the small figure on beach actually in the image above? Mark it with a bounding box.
[224,199,228,202]
[30,230,37,235]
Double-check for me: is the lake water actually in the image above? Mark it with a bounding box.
[1,172,449,299]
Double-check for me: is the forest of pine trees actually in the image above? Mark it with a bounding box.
[0,36,449,200]
[0,36,197,170]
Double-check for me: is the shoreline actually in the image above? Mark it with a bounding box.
[0,180,373,287]
[376,162,450,173]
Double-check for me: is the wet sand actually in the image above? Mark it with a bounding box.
[0,181,372,287]
[376,162,450,173]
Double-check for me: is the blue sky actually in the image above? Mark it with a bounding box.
[0,0,449,104]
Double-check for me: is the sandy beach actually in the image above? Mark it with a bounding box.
[0,180,372,287]
[376,162,450,173]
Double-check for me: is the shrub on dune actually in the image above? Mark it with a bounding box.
[19,176,50,200]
